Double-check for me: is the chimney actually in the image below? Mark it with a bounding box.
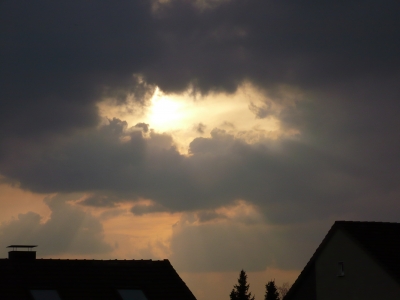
[7,245,37,261]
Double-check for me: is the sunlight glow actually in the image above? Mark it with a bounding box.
[147,88,186,130]
[97,82,295,153]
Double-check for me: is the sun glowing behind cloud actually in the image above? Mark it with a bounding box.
[98,82,293,153]
[147,88,186,130]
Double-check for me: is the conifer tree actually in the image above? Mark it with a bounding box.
[230,270,255,300]
[265,280,280,300]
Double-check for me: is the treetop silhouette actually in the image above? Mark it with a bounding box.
[230,270,255,300]
[265,280,280,300]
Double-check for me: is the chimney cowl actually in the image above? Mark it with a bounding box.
[7,245,37,261]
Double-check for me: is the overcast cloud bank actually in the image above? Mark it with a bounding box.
[1,0,400,272]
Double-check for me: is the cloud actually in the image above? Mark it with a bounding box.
[135,122,150,133]
[2,111,400,227]
[170,217,271,272]
[0,0,156,144]
[1,1,400,272]
[149,0,400,95]
[2,0,400,172]
[79,193,119,208]
[169,201,269,272]
[169,203,330,271]
[248,102,273,119]
[2,0,399,147]
[0,194,112,256]
[131,202,169,216]
[195,123,207,134]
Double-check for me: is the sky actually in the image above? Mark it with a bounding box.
[1,0,400,299]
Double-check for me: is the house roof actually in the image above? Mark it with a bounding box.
[0,257,197,300]
[284,221,400,300]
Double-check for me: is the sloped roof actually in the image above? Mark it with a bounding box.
[0,258,197,300]
[284,221,400,300]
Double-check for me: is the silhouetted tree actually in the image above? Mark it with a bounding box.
[230,270,255,300]
[265,280,280,300]
[277,282,291,299]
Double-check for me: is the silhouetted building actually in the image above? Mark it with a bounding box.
[284,221,400,300]
[0,245,196,300]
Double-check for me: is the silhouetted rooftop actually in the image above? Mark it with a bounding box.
[336,221,400,281]
[284,221,400,299]
[0,257,196,300]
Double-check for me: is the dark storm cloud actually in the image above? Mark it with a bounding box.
[2,118,399,226]
[2,0,399,143]
[1,0,400,270]
[0,0,156,142]
[149,0,400,94]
